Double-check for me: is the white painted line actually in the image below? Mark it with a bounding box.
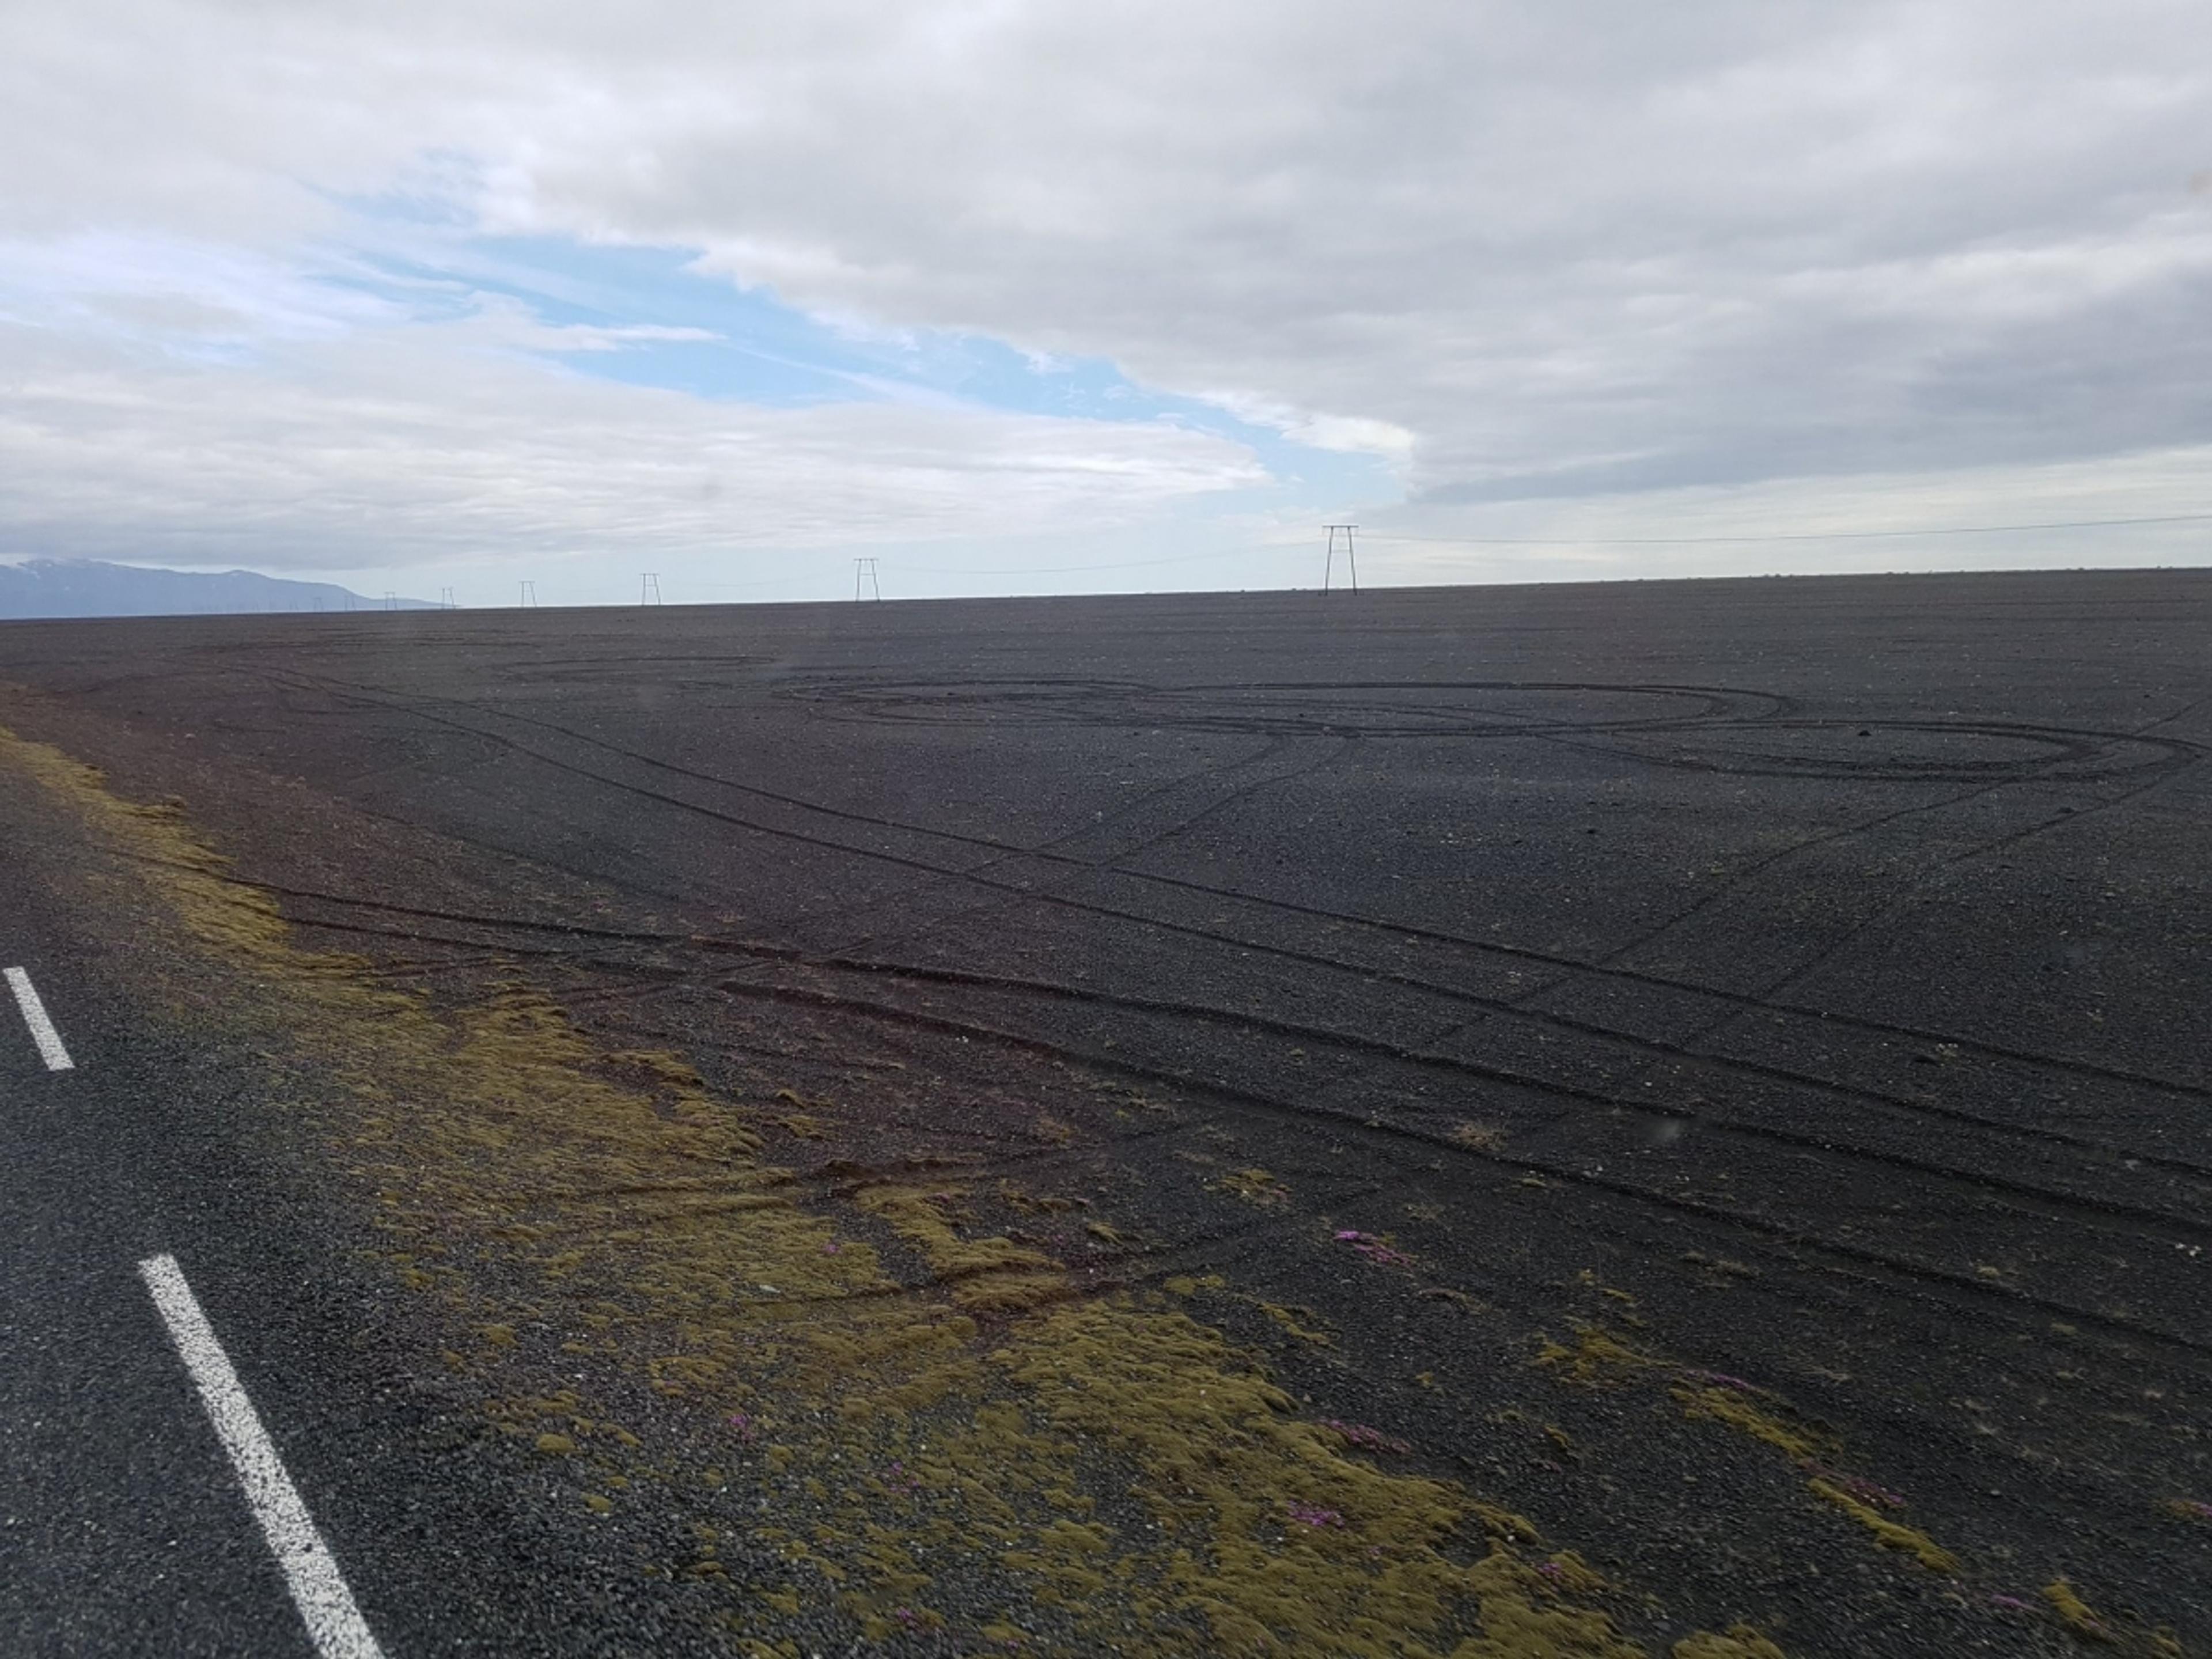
[138,1254,385,1659]
[4,966,74,1071]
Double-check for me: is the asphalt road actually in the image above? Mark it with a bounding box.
[1,569,2206,1656]
[0,811,373,1655]
[0,751,716,1654]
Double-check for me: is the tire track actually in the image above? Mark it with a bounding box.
[247,662,2212,1108]
[821,734,1350,959]
[240,838,2212,1194]
[249,880,2212,1259]
[698,970,2212,1361]
[1646,699,2211,1064]
[209,663,2212,1197]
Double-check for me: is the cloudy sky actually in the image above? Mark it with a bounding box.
[2,0,2207,604]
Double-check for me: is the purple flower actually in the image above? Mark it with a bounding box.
[1324,1419,1412,1455]
[1286,1503,1344,1528]
[1990,1594,2030,1611]
[1334,1231,1414,1267]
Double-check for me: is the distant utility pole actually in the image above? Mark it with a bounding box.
[342,592,357,612]
[519,580,539,609]
[384,591,399,611]
[439,586,457,611]
[641,573,662,605]
[1323,525,1359,593]
[854,557,881,601]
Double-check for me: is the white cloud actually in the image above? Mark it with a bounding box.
[0,314,1265,570]
[1,0,2209,575]
[1357,442,2212,586]
[0,233,398,347]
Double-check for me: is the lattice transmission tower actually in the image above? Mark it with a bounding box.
[1323,524,1359,593]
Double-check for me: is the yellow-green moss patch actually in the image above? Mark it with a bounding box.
[1673,1386,1828,1462]
[1535,1327,1657,1388]
[2041,1580,2114,1642]
[1671,1627,1787,1659]
[0,719,1676,1656]
[1807,1480,1957,1574]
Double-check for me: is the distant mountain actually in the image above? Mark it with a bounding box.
[0,559,435,620]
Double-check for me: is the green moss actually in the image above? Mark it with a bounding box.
[1257,1301,1332,1345]
[1807,1480,1957,1574]
[1448,1548,1643,1657]
[1673,1386,1828,1462]
[0,719,1674,1658]
[1213,1166,1290,1206]
[1671,1627,1787,1659]
[2040,1580,2113,1642]
[1535,1327,1657,1387]
[855,1184,1068,1313]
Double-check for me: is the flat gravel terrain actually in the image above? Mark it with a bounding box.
[1,570,2206,1657]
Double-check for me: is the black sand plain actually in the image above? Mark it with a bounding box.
[1,569,2206,1657]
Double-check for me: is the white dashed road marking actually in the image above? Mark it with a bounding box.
[138,1254,385,1659]
[5,966,74,1071]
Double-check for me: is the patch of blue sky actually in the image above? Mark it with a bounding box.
[349,232,1219,422]
[321,206,1395,499]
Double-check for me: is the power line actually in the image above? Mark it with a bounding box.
[465,502,2207,608]
[835,506,2212,580]
[896,545,1272,577]
[680,575,806,592]
[1364,510,2212,548]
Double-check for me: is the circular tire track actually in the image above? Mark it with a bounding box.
[777,677,1789,737]
[1590,718,2199,784]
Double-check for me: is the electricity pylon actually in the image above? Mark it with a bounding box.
[1324,525,1359,593]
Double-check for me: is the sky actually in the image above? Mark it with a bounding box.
[1,0,2208,605]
